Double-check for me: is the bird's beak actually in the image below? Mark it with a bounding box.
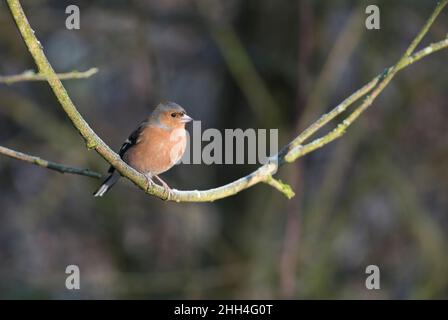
[180,114,193,123]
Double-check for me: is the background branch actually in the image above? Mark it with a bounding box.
[0,67,98,84]
[5,0,448,202]
[0,145,101,178]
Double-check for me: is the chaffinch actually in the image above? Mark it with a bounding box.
[93,101,192,197]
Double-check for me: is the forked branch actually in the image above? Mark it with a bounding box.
[4,0,448,202]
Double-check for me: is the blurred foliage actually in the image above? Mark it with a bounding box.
[0,0,447,299]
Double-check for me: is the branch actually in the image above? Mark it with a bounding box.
[282,0,448,163]
[5,0,448,202]
[0,68,98,85]
[265,176,295,199]
[0,145,101,178]
[282,38,448,163]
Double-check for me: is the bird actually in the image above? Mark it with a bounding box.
[93,101,192,197]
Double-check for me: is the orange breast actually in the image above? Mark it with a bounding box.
[124,125,187,176]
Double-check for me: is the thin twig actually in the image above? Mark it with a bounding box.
[0,68,98,84]
[5,0,448,202]
[0,145,101,178]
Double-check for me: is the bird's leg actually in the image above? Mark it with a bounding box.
[154,175,172,200]
[144,173,155,192]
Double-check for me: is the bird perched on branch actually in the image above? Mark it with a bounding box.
[93,101,192,197]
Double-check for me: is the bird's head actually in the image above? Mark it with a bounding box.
[150,101,193,129]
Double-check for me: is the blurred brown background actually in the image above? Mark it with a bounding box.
[0,0,447,299]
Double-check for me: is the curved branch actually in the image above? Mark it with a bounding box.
[0,146,101,178]
[5,0,448,202]
[0,68,98,84]
[282,38,448,163]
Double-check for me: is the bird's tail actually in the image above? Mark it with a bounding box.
[93,171,120,197]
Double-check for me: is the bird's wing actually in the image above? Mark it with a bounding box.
[107,120,148,174]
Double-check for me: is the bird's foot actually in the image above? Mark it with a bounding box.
[144,174,155,193]
[155,175,172,201]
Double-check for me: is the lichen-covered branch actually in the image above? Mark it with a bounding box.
[6,0,167,198]
[282,0,448,163]
[265,176,295,199]
[281,37,448,163]
[5,0,448,202]
[0,145,101,178]
[0,68,98,85]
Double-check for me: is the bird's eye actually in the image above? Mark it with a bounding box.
[171,113,177,118]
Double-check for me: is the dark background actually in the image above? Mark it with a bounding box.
[0,0,447,299]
